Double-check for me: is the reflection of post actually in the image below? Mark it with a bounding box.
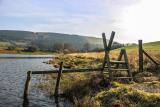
[55,96,60,107]
[23,71,32,98]
[54,62,63,96]
[23,96,29,107]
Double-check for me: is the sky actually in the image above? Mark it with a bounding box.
[0,0,160,43]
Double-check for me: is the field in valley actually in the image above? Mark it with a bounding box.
[36,41,160,107]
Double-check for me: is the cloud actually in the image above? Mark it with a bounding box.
[1,0,159,43]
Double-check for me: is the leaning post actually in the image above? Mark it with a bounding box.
[139,40,143,72]
[23,71,32,98]
[54,62,63,97]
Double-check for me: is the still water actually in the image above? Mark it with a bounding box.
[0,54,71,107]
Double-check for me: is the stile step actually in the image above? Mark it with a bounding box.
[113,77,132,79]
[104,66,116,68]
[110,69,129,71]
[109,60,126,64]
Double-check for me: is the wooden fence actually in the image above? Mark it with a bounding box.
[139,40,159,72]
[23,64,102,99]
[23,33,160,105]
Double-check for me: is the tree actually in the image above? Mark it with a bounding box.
[7,45,16,50]
[52,43,63,52]
[25,46,38,52]
[83,43,90,52]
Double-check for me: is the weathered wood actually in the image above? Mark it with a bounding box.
[116,49,123,68]
[123,49,133,80]
[106,52,113,80]
[113,77,132,79]
[31,68,102,74]
[102,52,107,72]
[110,69,129,71]
[143,50,159,65]
[110,60,126,64]
[108,31,115,50]
[102,33,108,72]
[139,40,143,72]
[23,71,32,98]
[54,62,63,96]
[102,33,108,51]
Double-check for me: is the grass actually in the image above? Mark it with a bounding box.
[36,41,160,107]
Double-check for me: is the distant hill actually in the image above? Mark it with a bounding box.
[0,30,121,51]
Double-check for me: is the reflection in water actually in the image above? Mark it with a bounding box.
[0,57,59,107]
[23,96,29,107]
[0,55,72,107]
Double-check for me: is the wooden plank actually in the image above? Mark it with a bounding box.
[116,49,123,68]
[113,77,132,79]
[143,50,159,65]
[110,69,129,71]
[54,62,63,97]
[139,40,143,72]
[23,71,32,98]
[123,49,133,80]
[106,52,113,80]
[31,68,102,74]
[102,32,108,72]
[110,60,126,64]
[102,53,107,72]
[108,31,115,50]
[102,33,108,51]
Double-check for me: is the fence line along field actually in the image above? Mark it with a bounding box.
[24,32,160,107]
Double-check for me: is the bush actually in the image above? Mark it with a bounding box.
[7,45,16,50]
[25,46,38,52]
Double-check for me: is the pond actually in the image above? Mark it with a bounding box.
[0,54,71,107]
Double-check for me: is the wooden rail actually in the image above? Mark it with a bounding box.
[23,66,102,98]
[31,68,102,74]
[138,40,159,72]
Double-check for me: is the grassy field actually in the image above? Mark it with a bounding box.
[35,41,160,107]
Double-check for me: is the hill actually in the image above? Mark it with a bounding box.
[0,30,108,51]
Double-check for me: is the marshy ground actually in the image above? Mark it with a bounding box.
[36,42,160,107]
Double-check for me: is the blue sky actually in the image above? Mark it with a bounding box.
[0,0,160,43]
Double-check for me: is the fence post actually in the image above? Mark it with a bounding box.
[54,62,63,97]
[139,40,143,72]
[23,71,32,98]
[108,31,115,50]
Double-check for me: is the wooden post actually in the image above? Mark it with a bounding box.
[102,33,108,72]
[108,31,115,50]
[102,33,108,51]
[143,50,159,65]
[116,49,123,68]
[54,62,63,97]
[139,40,143,72]
[23,71,32,98]
[123,49,133,80]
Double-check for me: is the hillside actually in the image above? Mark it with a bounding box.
[0,30,106,51]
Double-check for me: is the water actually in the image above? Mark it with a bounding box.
[0,54,71,107]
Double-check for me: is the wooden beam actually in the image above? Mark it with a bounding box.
[123,49,133,80]
[108,31,115,50]
[143,50,159,65]
[54,62,63,97]
[139,40,143,72]
[102,33,108,51]
[116,49,123,68]
[31,68,102,74]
